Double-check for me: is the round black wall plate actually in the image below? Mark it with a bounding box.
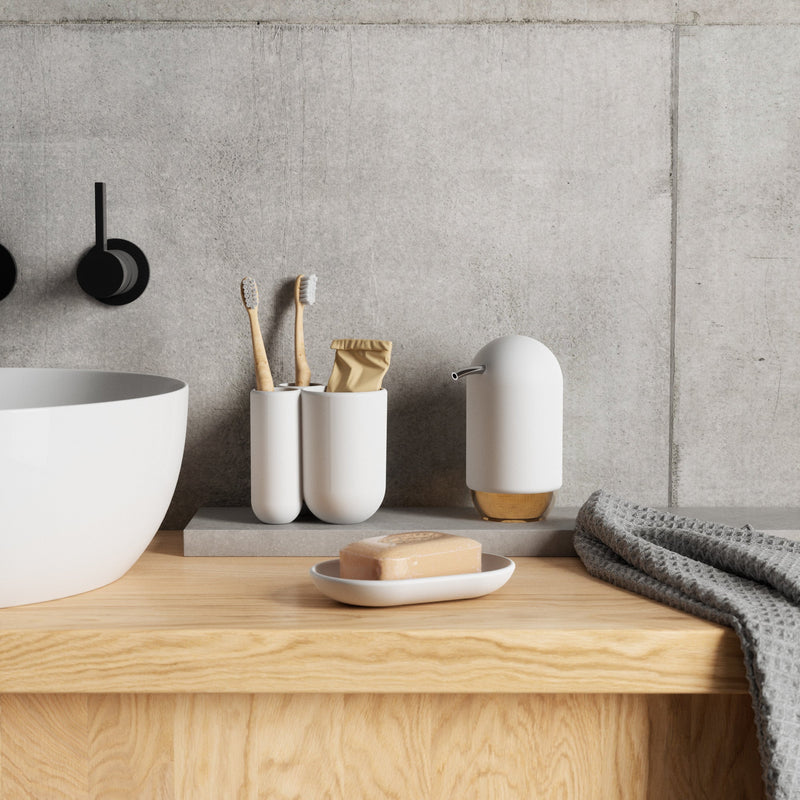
[0,244,17,302]
[96,238,149,306]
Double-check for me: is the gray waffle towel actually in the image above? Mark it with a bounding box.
[573,489,800,800]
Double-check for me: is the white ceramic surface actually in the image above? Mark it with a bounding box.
[309,553,516,607]
[464,335,563,494]
[301,388,387,524]
[250,387,302,524]
[0,368,188,607]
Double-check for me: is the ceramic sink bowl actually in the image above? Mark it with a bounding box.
[0,368,188,607]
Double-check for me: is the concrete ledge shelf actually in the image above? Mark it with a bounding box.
[182,506,800,557]
[184,507,580,557]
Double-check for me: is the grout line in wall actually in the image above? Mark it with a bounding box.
[0,19,681,26]
[0,18,800,30]
[3,18,800,26]
[668,24,680,507]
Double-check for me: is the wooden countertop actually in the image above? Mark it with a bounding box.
[0,532,748,695]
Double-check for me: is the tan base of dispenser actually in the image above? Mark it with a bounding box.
[470,490,555,523]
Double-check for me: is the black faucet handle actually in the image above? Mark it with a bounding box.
[0,243,16,302]
[77,182,149,305]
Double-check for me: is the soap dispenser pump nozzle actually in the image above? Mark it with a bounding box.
[451,365,486,381]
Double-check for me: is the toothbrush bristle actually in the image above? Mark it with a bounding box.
[299,274,317,306]
[241,276,258,309]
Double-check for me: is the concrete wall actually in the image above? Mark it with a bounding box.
[0,3,797,527]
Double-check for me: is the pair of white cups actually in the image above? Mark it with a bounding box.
[251,386,387,525]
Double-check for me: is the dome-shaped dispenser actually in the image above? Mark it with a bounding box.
[452,334,563,522]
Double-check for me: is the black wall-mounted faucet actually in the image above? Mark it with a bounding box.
[77,183,149,305]
[0,243,16,302]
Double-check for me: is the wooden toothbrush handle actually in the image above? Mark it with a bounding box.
[294,301,311,387]
[248,308,274,391]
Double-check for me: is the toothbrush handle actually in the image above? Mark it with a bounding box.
[248,308,274,391]
[294,302,311,387]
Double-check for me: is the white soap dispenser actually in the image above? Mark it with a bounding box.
[452,334,563,522]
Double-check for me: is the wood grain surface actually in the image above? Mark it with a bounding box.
[0,533,748,694]
[0,693,764,799]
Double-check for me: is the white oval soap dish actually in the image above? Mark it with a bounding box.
[309,554,515,607]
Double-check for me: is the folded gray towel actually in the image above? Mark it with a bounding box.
[574,489,800,800]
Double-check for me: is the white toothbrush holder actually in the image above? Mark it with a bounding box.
[452,334,563,522]
[250,387,303,524]
[301,388,387,524]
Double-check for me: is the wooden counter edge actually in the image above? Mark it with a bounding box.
[0,625,747,695]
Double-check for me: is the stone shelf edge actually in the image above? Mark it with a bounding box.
[183,506,800,557]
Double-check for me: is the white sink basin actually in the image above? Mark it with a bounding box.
[0,368,188,607]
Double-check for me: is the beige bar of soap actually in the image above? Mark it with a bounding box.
[339,531,482,581]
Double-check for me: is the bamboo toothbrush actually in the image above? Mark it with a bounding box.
[240,277,274,392]
[293,274,317,386]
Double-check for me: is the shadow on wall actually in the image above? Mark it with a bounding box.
[265,277,297,379]
[385,376,470,510]
[165,402,250,530]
